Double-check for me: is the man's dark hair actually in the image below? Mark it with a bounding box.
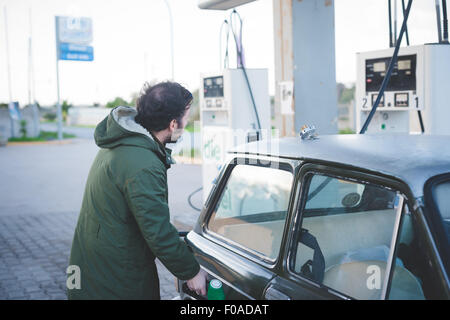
[135,81,193,132]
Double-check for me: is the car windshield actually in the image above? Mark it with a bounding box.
[432,179,450,243]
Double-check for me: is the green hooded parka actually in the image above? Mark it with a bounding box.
[67,106,200,300]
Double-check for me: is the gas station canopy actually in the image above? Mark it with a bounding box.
[198,0,257,10]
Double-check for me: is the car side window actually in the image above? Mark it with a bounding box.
[207,164,293,261]
[289,172,425,300]
[305,175,364,210]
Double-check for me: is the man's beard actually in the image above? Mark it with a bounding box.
[166,130,183,144]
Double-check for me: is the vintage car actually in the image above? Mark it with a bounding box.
[177,134,450,300]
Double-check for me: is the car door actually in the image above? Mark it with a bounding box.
[264,163,432,300]
[184,156,299,300]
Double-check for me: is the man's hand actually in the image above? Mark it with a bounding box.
[186,268,208,296]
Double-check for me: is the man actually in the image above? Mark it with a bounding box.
[68,81,207,299]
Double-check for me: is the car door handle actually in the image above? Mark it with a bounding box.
[264,286,291,300]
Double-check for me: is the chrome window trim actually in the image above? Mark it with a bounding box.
[381,193,405,299]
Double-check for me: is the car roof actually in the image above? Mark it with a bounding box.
[229,134,450,198]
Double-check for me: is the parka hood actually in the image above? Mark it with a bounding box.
[94,106,175,167]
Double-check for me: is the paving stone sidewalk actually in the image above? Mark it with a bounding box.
[0,211,180,300]
[0,139,203,300]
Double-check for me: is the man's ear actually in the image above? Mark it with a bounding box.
[169,119,177,132]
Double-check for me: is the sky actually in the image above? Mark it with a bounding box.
[0,0,441,106]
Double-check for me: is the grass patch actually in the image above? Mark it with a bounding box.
[339,128,356,134]
[184,123,195,133]
[189,148,201,159]
[8,130,76,142]
[40,119,57,124]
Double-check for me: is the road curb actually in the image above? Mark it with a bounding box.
[5,139,76,147]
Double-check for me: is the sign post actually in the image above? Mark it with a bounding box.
[55,17,62,140]
[54,16,93,140]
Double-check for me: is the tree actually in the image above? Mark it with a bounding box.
[190,89,200,121]
[105,97,131,109]
[62,100,73,122]
[338,84,355,104]
[129,92,139,108]
[62,100,73,114]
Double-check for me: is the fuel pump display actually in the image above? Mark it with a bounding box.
[365,54,417,96]
[356,44,450,134]
[203,76,224,100]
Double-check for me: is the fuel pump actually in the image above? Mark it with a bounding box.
[356,44,450,135]
[200,68,271,201]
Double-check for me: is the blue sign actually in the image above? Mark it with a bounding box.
[55,17,94,61]
[59,52,94,61]
[59,42,93,54]
[58,42,94,61]
[56,16,93,45]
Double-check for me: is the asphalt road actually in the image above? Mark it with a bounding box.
[0,137,203,300]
